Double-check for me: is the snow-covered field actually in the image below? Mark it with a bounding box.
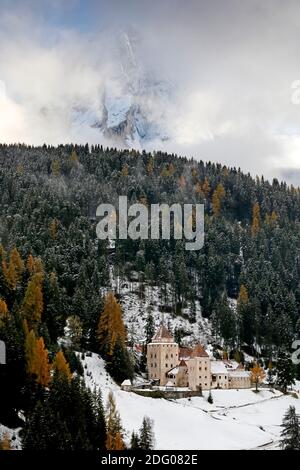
[81,352,300,450]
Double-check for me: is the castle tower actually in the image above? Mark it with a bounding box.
[187,344,211,391]
[147,323,179,386]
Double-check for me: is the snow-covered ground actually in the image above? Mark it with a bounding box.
[81,352,300,450]
[0,424,22,450]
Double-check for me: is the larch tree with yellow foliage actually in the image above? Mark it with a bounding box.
[98,292,126,356]
[50,219,59,240]
[51,159,61,177]
[0,299,9,322]
[0,433,11,450]
[105,391,125,450]
[2,247,24,290]
[251,201,261,236]
[250,363,266,391]
[22,273,44,329]
[98,293,133,383]
[52,350,72,382]
[238,284,249,305]
[146,156,154,175]
[202,176,211,198]
[25,327,50,387]
[212,183,226,216]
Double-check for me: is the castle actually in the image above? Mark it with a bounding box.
[147,323,251,391]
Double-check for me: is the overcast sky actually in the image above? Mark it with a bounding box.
[1,0,300,182]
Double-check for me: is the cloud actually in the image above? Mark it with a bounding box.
[1,0,300,182]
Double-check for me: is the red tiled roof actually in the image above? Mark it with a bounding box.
[191,344,209,358]
[152,324,173,341]
[179,347,193,358]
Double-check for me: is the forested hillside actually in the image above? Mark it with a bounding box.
[0,143,300,448]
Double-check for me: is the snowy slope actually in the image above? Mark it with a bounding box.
[80,352,300,450]
[106,278,212,346]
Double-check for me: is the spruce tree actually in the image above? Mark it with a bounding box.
[280,406,300,450]
[139,416,155,450]
[130,431,140,449]
[276,351,296,393]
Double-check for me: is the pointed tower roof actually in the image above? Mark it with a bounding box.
[191,344,209,358]
[179,359,188,367]
[151,323,174,343]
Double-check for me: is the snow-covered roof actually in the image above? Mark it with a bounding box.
[229,370,251,378]
[224,360,240,370]
[166,381,175,387]
[211,361,228,374]
[167,367,179,375]
[121,379,132,386]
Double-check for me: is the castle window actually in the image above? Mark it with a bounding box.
[150,354,153,358]
[205,367,207,371]
[165,364,168,368]
[151,363,153,367]
[155,363,157,367]
[166,354,169,359]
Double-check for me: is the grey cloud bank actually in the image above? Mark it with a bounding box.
[1,0,300,183]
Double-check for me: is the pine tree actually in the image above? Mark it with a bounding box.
[207,390,213,404]
[105,391,125,450]
[106,338,134,384]
[250,363,265,391]
[237,285,255,346]
[52,350,72,382]
[145,312,155,344]
[266,361,275,387]
[276,351,296,393]
[139,416,155,450]
[280,406,300,450]
[64,315,83,350]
